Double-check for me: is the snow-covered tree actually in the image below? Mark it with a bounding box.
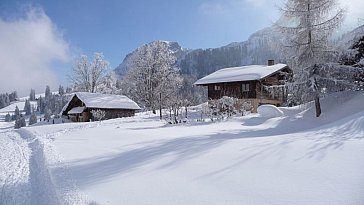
[45,85,51,99]
[90,109,106,121]
[97,71,122,94]
[44,106,51,121]
[14,117,26,129]
[339,35,364,90]
[8,91,17,102]
[14,106,20,120]
[58,85,65,96]
[123,41,182,114]
[29,112,38,125]
[24,99,31,115]
[5,113,11,122]
[277,0,345,117]
[69,53,110,93]
[29,89,36,101]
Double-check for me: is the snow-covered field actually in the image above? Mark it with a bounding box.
[1,92,364,205]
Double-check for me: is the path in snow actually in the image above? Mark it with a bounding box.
[0,128,61,205]
[0,131,30,205]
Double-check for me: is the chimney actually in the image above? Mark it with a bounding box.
[268,59,275,66]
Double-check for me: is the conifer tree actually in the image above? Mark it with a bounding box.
[24,100,31,115]
[14,106,20,120]
[5,113,11,122]
[29,89,36,101]
[45,85,51,99]
[29,112,38,125]
[58,85,65,96]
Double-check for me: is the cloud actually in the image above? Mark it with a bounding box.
[0,7,70,97]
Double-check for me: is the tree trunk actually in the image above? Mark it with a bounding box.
[315,96,321,117]
[159,93,162,120]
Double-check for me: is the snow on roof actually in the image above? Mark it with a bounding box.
[68,106,85,114]
[194,64,288,85]
[73,92,140,110]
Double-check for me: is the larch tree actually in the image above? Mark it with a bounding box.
[123,41,182,114]
[277,0,345,117]
[69,53,110,93]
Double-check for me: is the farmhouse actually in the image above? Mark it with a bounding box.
[61,92,141,122]
[194,60,292,112]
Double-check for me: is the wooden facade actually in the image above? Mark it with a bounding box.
[198,66,292,112]
[62,94,137,122]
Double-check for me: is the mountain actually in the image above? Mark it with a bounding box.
[115,27,285,79]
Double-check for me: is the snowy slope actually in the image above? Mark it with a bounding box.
[12,91,363,205]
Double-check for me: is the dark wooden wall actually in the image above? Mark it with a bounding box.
[207,81,257,100]
[205,67,292,102]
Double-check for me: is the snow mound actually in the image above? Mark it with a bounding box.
[257,105,284,118]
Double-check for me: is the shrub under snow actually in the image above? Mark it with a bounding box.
[257,105,284,118]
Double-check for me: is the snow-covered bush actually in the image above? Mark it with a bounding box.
[91,109,106,121]
[203,97,253,121]
[257,105,284,118]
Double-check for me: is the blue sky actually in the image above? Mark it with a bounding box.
[0,0,363,96]
[0,0,281,66]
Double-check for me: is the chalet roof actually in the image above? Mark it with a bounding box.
[68,106,85,114]
[61,92,141,114]
[75,92,141,110]
[194,64,288,85]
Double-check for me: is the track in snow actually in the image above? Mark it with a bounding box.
[0,129,61,205]
[0,131,31,205]
[17,129,61,205]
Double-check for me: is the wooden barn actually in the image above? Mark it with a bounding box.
[61,92,141,122]
[194,60,292,112]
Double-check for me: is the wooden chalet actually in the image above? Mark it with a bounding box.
[61,92,141,122]
[194,60,292,112]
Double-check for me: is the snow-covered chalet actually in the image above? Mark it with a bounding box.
[194,60,292,112]
[61,92,141,122]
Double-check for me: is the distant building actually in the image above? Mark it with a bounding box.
[61,92,141,122]
[194,60,292,112]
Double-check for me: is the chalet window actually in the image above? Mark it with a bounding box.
[214,85,221,91]
[241,83,250,92]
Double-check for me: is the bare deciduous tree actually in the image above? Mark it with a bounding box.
[69,53,110,93]
[123,41,182,114]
